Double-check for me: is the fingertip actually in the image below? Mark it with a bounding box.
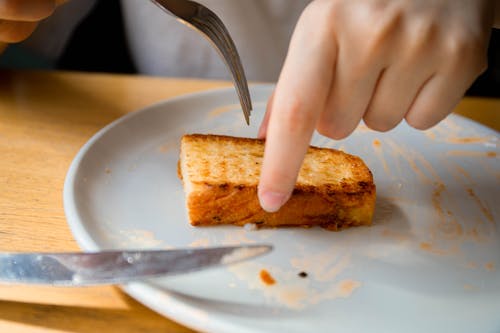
[258,187,291,213]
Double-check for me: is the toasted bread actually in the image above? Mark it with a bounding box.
[178,134,376,230]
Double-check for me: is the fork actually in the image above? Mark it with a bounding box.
[150,0,253,125]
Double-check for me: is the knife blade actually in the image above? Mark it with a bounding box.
[0,245,272,286]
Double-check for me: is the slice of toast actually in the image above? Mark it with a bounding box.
[178,134,376,231]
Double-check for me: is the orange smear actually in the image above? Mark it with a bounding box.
[158,141,177,153]
[479,159,500,182]
[431,183,463,239]
[259,269,276,286]
[446,137,491,144]
[464,284,478,291]
[381,229,409,242]
[337,280,361,297]
[420,242,432,251]
[447,151,497,158]
[424,131,436,140]
[484,262,496,272]
[466,228,483,243]
[487,152,497,158]
[419,242,459,256]
[208,104,240,118]
[455,164,471,180]
[415,154,442,182]
[372,139,389,174]
[462,261,479,269]
[466,188,494,224]
[385,139,432,183]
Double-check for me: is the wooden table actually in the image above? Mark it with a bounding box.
[0,70,498,333]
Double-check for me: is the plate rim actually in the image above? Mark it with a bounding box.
[63,85,499,333]
[63,84,276,333]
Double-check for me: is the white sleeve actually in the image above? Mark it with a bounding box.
[120,0,310,81]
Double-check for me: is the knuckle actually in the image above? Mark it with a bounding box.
[443,30,487,71]
[446,34,473,56]
[363,31,388,59]
[305,0,339,17]
[276,96,316,136]
[301,0,339,31]
[361,6,403,56]
[408,19,439,55]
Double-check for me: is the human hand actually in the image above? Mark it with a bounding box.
[0,0,65,53]
[257,0,497,212]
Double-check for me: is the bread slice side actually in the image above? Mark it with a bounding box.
[179,134,376,230]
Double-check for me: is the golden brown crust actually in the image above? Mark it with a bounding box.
[179,134,376,231]
[187,182,375,230]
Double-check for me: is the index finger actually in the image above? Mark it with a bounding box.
[258,5,337,212]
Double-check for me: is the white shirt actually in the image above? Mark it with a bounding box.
[23,0,311,82]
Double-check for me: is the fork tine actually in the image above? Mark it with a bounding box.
[151,0,253,125]
[194,23,252,123]
[191,9,253,124]
[203,31,253,121]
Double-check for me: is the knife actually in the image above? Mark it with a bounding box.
[0,245,272,286]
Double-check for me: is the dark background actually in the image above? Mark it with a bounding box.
[57,1,137,74]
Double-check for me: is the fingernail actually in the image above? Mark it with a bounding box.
[259,190,288,213]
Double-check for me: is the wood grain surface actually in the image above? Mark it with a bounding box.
[0,69,497,333]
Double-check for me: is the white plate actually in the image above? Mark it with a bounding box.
[64,85,500,333]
